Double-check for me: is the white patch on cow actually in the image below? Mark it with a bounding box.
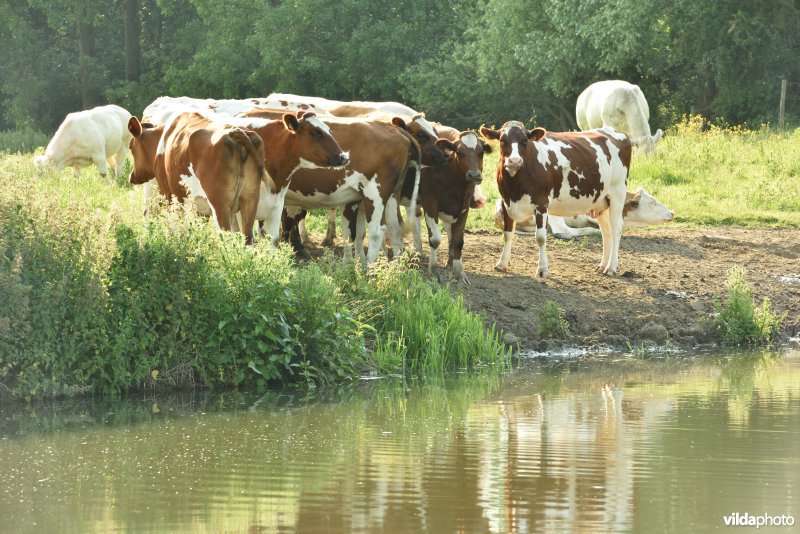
[305,115,332,135]
[384,197,404,255]
[439,213,456,225]
[285,170,362,208]
[453,258,466,283]
[180,164,217,223]
[222,116,272,130]
[496,231,515,271]
[504,194,536,222]
[461,133,478,149]
[359,174,387,263]
[472,183,486,208]
[412,116,438,139]
[597,126,627,142]
[256,183,290,246]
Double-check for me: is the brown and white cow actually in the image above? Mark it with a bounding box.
[127,111,347,246]
[242,109,421,263]
[480,122,631,276]
[417,129,492,284]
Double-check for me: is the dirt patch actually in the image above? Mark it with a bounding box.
[304,227,800,350]
[455,227,800,349]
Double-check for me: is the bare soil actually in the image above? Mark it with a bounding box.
[305,227,800,350]
[457,227,800,350]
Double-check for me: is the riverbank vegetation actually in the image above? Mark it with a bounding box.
[0,154,509,400]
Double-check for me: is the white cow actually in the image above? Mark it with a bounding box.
[494,188,674,238]
[34,104,133,182]
[576,80,663,154]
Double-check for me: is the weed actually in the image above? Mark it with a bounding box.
[536,301,570,339]
[714,267,785,346]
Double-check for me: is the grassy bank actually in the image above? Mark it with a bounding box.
[0,153,508,400]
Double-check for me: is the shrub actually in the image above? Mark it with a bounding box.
[0,130,50,154]
[537,300,570,339]
[714,267,785,346]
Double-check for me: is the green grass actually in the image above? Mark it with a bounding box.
[450,117,800,232]
[0,153,508,400]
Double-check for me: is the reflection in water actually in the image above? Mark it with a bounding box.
[0,350,798,533]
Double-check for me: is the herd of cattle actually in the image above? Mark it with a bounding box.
[32,80,675,282]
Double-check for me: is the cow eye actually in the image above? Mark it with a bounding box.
[312,129,322,139]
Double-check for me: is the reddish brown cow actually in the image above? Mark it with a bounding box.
[480,122,631,276]
[128,111,347,246]
[417,129,492,284]
[241,109,421,263]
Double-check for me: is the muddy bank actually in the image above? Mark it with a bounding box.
[454,227,800,350]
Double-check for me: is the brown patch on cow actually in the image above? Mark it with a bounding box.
[280,100,288,107]
[299,103,310,110]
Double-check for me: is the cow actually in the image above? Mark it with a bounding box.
[480,122,631,277]
[242,109,420,264]
[493,187,674,237]
[576,80,663,154]
[268,93,418,117]
[127,111,347,246]
[417,129,492,284]
[34,104,133,182]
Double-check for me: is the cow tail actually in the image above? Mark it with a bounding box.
[227,128,265,210]
[395,130,422,219]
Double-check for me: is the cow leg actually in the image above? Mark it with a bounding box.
[594,204,624,275]
[424,213,443,282]
[260,186,290,248]
[409,205,423,254]
[362,198,387,265]
[92,153,110,183]
[113,145,129,179]
[495,203,516,272]
[298,218,309,245]
[384,197,404,259]
[322,208,337,246]
[341,202,365,263]
[282,207,309,257]
[534,207,549,278]
[449,213,469,284]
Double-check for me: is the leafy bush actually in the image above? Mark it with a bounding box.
[536,300,570,339]
[714,267,785,346]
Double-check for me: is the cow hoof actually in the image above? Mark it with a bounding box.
[552,233,573,241]
[494,263,509,272]
[537,269,549,278]
[321,237,334,247]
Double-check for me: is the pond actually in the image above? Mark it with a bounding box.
[1,348,798,533]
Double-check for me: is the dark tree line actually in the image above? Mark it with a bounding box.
[2,0,799,133]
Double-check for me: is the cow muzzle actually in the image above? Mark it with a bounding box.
[466,170,482,183]
[504,157,523,176]
[329,152,350,168]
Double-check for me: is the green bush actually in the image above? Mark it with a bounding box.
[714,267,785,346]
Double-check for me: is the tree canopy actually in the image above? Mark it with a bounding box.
[2,0,799,133]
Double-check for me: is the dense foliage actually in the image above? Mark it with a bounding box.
[2,1,800,133]
[0,154,508,399]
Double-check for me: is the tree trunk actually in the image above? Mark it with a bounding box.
[124,0,141,82]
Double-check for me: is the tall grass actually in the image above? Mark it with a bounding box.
[0,129,50,154]
[0,153,509,399]
[714,267,785,346]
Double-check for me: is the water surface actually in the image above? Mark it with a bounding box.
[1,349,798,533]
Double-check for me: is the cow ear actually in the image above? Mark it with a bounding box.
[482,142,493,154]
[283,113,300,132]
[528,127,546,141]
[435,139,457,153]
[128,116,143,137]
[391,117,408,130]
[479,126,500,140]
[636,187,645,195]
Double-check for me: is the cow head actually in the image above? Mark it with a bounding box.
[480,121,545,176]
[391,114,450,166]
[436,131,492,209]
[127,116,163,185]
[632,129,663,154]
[284,111,349,169]
[623,187,675,226]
